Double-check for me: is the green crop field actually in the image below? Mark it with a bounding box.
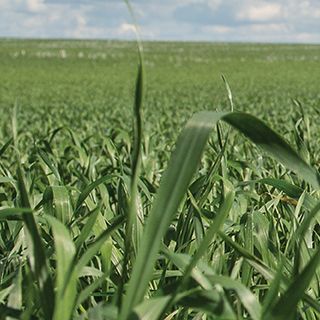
[0,39,320,319]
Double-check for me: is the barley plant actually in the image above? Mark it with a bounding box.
[0,19,320,320]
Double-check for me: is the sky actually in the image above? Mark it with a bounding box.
[0,0,320,43]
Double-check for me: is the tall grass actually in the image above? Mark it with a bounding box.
[0,10,320,320]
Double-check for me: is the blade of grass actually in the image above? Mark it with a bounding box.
[262,259,284,317]
[74,203,101,252]
[220,231,320,313]
[120,0,145,305]
[45,215,77,320]
[76,215,125,272]
[16,166,55,319]
[269,246,320,319]
[0,208,32,220]
[43,186,72,224]
[75,174,115,213]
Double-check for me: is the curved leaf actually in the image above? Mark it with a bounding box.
[120,111,320,319]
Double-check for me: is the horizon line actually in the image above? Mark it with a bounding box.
[0,37,319,46]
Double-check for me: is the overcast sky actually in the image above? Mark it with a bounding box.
[0,0,320,43]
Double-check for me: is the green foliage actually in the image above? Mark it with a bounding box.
[0,40,320,319]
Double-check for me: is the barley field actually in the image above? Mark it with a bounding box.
[0,39,320,319]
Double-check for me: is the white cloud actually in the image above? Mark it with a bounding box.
[118,23,136,35]
[0,0,46,12]
[249,23,289,33]
[238,2,283,22]
[26,0,45,13]
[207,0,223,10]
[202,25,232,34]
[0,0,16,10]
[75,12,86,28]
[295,32,320,42]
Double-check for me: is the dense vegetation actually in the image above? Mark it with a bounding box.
[0,39,320,319]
